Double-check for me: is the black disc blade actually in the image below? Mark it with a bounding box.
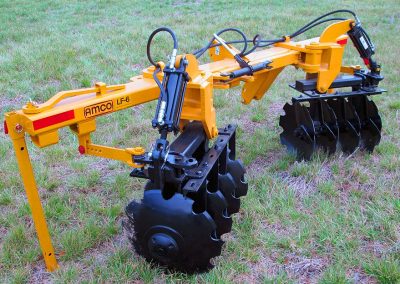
[227,159,248,197]
[328,98,361,154]
[279,102,316,160]
[207,190,233,237]
[125,189,223,273]
[308,100,339,155]
[349,96,382,152]
[219,173,241,215]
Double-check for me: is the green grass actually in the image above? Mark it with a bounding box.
[1,0,400,283]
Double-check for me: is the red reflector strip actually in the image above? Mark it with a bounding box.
[4,120,8,134]
[337,38,348,45]
[33,110,75,130]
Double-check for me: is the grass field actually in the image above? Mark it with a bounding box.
[1,1,399,283]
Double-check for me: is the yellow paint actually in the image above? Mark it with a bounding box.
[23,83,125,114]
[5,112,58,271]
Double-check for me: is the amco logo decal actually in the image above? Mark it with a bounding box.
[84,101,113,118]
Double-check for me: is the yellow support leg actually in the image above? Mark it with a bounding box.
[11,136,58,271]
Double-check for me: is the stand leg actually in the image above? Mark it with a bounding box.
[11,136,58,271]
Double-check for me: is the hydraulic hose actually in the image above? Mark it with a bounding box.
[147,27,179,67]
[192,10,360,58]
[193,27,248,58]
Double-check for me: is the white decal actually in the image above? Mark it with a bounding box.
[360,36,369,50]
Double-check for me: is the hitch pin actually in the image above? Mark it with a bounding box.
[213,34,237,57]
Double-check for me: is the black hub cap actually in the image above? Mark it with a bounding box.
[147,232,179,263]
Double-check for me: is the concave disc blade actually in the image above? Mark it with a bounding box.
[328,98,361,154]
[219,173,241,215]
[227,159,248,197]
[279,102,316,160]
[125,189,223,273]
[349,96,382,152]
[308,100,339,155]
[207,190,233,237]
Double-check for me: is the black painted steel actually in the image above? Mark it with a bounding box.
[327,98,361,154]
[279,102,316,160]
[218,173,241,215]
[349,95,382,152]
[227,159,248,198]
[279,95,381,159]
[126,190,223,273]
[294,75,362,92]
[281,69,384,159]
[126,123,249,272]
[308,100,339,155]
[204,160,233,237]
[290,87,384,102]
[207,189,233,237]
[169,122,209,158]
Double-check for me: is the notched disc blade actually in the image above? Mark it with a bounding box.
[227,159,248,197]
[308,100,339,155]
[219,173,241,215]
[349,96,382,152]
[207,190,233,237]
[125,189,223,273]
[328,98,361,154]
[279,102,316,160]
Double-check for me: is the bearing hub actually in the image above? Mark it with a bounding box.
[147,233,179,263]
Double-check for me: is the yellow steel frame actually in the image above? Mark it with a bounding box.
[4,19,361,271]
